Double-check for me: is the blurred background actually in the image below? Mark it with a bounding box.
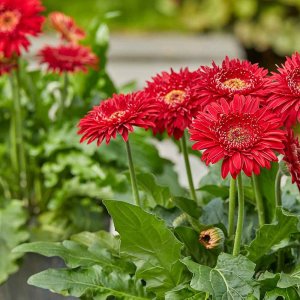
[41,0,300,69]
[30,0,300,91]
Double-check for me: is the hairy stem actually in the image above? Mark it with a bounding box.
[233,173,244,256]
[228,178,236,238]
[275,170,282,207]
[180,131,198,202]
[125,139,141,207]
[252,174,265,227]
[11,68,29,202]
[59,72,69,118]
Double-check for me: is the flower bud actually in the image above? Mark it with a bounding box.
[199,227,224,250]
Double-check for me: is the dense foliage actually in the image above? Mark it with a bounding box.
[1,1,300,300]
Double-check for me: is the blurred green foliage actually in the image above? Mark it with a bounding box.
[43,0,300,56]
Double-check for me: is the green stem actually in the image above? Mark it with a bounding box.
[9,76,18,176]
[233,174,244,256]
[228,178,236,238]
[125,139,141,207]
[252,174,265,227]
[60,72,69,119]
[180,131,198,202]
[11,68,28,202]
[275,170,282,207]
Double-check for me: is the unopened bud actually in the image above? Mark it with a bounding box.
[199,227,224,250]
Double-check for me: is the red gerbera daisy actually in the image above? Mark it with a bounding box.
[189,95,286,179]
[145,68,201,139]
[0,0,44,57]
[0,52,17,75]
[78,92,158,146]
[283,129,300,190]
[267,52,300,127]
[195,56,270,107]
[49,12,85,44]
[39,44,99,74]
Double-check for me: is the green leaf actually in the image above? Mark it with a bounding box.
[256,163,278,223]
[14,231,134,273]
[277,270,300,288]
[199,185,229,199]
[28,266,150,300]
[264,287,300,300]
[201,198,227,226]
[246,208,299,262]
[182,253,259,300]
[136,172,174,209]
[104,200,187,295]
[0,200,29,283]
[165,284,207,300]
[173,197,202,219]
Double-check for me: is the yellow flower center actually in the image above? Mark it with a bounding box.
[164,90,186,104]
[107,110,125,121]
[0,10,21,33]
[223,78,249,90]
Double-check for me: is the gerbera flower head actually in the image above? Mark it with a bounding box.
[145,68,201,139]
[0,52,17,75]
[195,56,269,107]
[267,52,300,127]
[78,91,158,146]
[39,44,99,74]
[189,95,286,179]
[283,129,300,190]
[0,0,45,57]
[49,12,85,44]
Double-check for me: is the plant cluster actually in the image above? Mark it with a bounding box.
[1,0,300,299]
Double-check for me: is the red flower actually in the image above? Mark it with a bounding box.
[195,57,270,107]
[39,44,99,74]
[0,52,17,75]
[78,92,158,146]
[283,130,300,190]
[189,95,286,179]
[145,68,201,139]
[267,52,300,127]
[49,12,85,44]
[0,0,44,57]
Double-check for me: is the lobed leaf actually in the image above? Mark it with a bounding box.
[0,200,29,283]
[104,200,187,295]
[182,253,259,300]
[28,266,149,299]
[246,208,300,262]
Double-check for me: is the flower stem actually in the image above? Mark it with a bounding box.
[228,177,236,238]
[10,68,29,202]
[180,131,198,202]
[9,76,18,175]
[274,169,283,272]
[275,170,282,207]
[125,139,141,207]
[60,72,69,119]
[252,174,265,227]
[233,173,244,256]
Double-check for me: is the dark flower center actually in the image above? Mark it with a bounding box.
[0,10,21,33]
[287,68,300,95]
[202,234,211,243]
[215,114,261,150]
[164,90,186,104]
